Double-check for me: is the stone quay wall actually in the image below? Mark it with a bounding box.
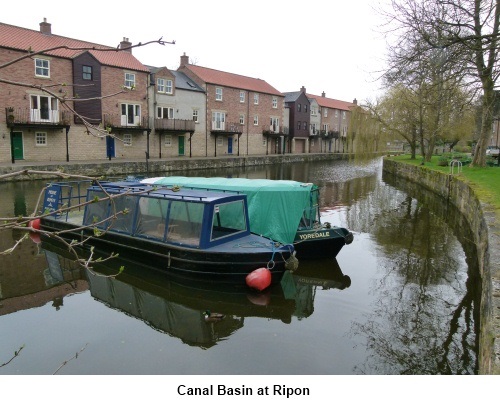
[383,158,500,375]
[0,153,350,182]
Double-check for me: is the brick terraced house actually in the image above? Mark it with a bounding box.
[307,92,357,153]
[0,19,358,163]
[0,19,150,163]
[177,53,288,156]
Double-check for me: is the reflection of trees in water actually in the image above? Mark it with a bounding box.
[347,173,479,374]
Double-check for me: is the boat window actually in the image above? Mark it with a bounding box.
[83,190,110,229]
[135,197,169,240]
[165,201,203,247]
[211,200,247,241]
[107,194,138,234]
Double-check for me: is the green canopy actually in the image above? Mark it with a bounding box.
[144,176,316,245]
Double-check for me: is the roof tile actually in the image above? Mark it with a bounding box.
[184,64,283,96]
[0,22,149,72]
[306,93,355,111]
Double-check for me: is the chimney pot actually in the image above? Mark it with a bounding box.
[120,38,133,53]
[40,18,51,35]
[180,53,189,67]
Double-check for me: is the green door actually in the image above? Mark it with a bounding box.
[178,136,185,156]
[12,132,24,160]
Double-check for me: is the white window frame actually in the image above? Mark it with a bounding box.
[193,109,199,123]
[165,80,173,94]
[272,97,278,108]
[121,103,141,126]
[215,87,223,101]
[30,95,59,122]
[324,108,328,118]
[253,115,259,126]
[123,133,132,146]
[270,117,279,132]
[157,78,166,93]
[239,114,245,125]
[35,58,50,78]
[240,91,245,103]
[212,111,225,130]
[157,106,174,119]
[35,132,47,146]
[165,134,172,147]
[254,93,259,105]
[125,73,136,89]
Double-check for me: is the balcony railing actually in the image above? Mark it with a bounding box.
[5,107,71,127]
[211,122,242,133]
[317,130,341,139]
[103,113,149,130]
[262,125,289,136]
[154,118,195,132]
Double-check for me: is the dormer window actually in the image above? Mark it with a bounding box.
[157,78,173,94]
[35,58,50,78]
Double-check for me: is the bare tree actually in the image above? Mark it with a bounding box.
[380,0,499,166]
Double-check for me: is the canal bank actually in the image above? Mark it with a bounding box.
[383,158,500,375]
[0,153,351,182]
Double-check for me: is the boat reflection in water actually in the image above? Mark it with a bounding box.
[42,242,351,349]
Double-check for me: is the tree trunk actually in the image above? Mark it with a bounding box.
[471,84,495,167]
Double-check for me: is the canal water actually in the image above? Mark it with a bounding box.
[0,157,479,375]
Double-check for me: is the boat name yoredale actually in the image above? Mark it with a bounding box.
[177,384,310,398]
[298,231,329,240]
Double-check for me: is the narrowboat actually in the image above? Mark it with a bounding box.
[141,176,354,259]
[39,180,297,285]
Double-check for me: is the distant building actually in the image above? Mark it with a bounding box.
[284,87,311,153]
[178,53,287,156]
[307,92,357,153]
[147,66,205,157]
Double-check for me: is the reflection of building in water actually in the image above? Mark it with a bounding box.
[0,234,87,316]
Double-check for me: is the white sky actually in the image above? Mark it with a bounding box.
[3,0,390,103]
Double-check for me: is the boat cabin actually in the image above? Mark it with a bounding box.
[44,181,253,250]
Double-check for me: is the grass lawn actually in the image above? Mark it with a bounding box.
[387,154,500,217]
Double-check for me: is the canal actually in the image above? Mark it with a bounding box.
[0,157,480,375]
